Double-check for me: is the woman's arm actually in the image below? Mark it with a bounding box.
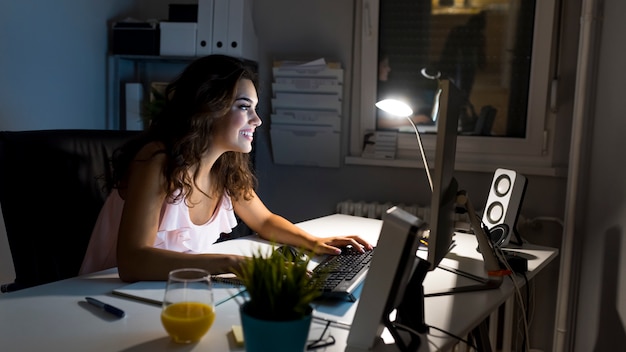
[115,144,244,282]
[233,191,373,255]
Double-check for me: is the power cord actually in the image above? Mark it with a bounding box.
[517,215,564,233]
[496,246,530,352]
[392,321,479,351]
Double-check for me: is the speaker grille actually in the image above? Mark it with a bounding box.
[481,168,527,247]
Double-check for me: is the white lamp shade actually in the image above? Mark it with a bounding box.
[375,99,413,118]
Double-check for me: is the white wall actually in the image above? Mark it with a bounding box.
[573,0,626,349]
[0,0,134,130]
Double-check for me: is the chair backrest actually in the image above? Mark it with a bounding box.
[0,129,138,292]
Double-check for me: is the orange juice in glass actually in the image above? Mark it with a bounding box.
[161,268,215,343]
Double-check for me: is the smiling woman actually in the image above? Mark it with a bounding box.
[79,54,374,283]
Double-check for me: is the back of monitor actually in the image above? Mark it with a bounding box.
[346,207,425,350]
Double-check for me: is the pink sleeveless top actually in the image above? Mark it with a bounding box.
[79,190,238,275]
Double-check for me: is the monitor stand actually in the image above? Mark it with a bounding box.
[425,190,510,297]
[383,257,431,352]
[487,223,524,248]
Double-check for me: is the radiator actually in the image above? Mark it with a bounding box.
[335,200,428,220]
[335,200,470,231]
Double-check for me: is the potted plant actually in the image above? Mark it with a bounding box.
[234,246,324,352]
[141,83,167,128]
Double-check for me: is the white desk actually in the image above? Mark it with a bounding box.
[0,214,558,352]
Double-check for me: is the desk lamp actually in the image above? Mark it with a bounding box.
[375,67,444,192]
[376,77,506,285]
[375,98,434,192]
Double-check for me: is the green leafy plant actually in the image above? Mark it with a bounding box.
[141,86,167,127]
[234,246,324,321]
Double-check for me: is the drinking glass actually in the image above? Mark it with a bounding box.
[161,268,215,343]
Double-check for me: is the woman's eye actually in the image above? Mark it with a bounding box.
[239,104,252,111]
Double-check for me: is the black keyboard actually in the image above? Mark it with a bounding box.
[312,248,375,302]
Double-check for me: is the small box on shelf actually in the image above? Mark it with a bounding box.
[168,4,198,22]
[112,21,160,56]
[159,22,197,56]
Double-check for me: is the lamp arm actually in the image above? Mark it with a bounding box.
[405,117,433,192]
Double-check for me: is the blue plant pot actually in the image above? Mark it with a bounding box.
[240,303,312,352]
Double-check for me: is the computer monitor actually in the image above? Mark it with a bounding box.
[422,79,504,285]
[348,80,499,351]
[346,206,428,351]
[425,79,463,271]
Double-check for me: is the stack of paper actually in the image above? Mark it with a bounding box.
[270,59,343,168]
[361,131,398,160]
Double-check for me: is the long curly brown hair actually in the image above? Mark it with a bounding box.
[111,55,258,204]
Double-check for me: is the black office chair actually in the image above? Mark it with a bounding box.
[0,129,138,292]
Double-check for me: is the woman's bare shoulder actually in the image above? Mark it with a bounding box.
[134,141,167,162]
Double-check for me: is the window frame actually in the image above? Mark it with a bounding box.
[347,0,566,177]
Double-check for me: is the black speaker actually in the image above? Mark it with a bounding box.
[482,168,527,247]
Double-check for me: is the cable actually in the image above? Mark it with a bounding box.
[522,273,530,351]
[522,215,565,231]
[496,247,530,352]
[311,315,351,330]
[471,214,532,351]
[527,278,536,333]
[393,321,478,351]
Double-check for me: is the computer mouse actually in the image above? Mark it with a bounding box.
[276,245,308,262]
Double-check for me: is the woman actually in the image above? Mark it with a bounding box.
[80,55,372,281]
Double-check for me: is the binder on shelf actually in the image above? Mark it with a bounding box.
[206,0,257,60]
[211,0,229,55]
[226,0,258,60]
[196,0,214,56]
[225,0,243,57]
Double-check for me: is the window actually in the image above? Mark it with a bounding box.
[348,0,567,176]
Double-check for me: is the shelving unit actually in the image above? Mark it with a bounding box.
[106,54,258,130]
[106,55,196,130]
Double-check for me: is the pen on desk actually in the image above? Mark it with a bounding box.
[85,297,126,318]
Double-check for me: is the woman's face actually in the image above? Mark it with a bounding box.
[212,78,262,154]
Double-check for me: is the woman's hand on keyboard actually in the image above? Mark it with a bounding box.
[311,235,373,255]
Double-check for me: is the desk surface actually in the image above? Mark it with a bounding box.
[0,214,558,352]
